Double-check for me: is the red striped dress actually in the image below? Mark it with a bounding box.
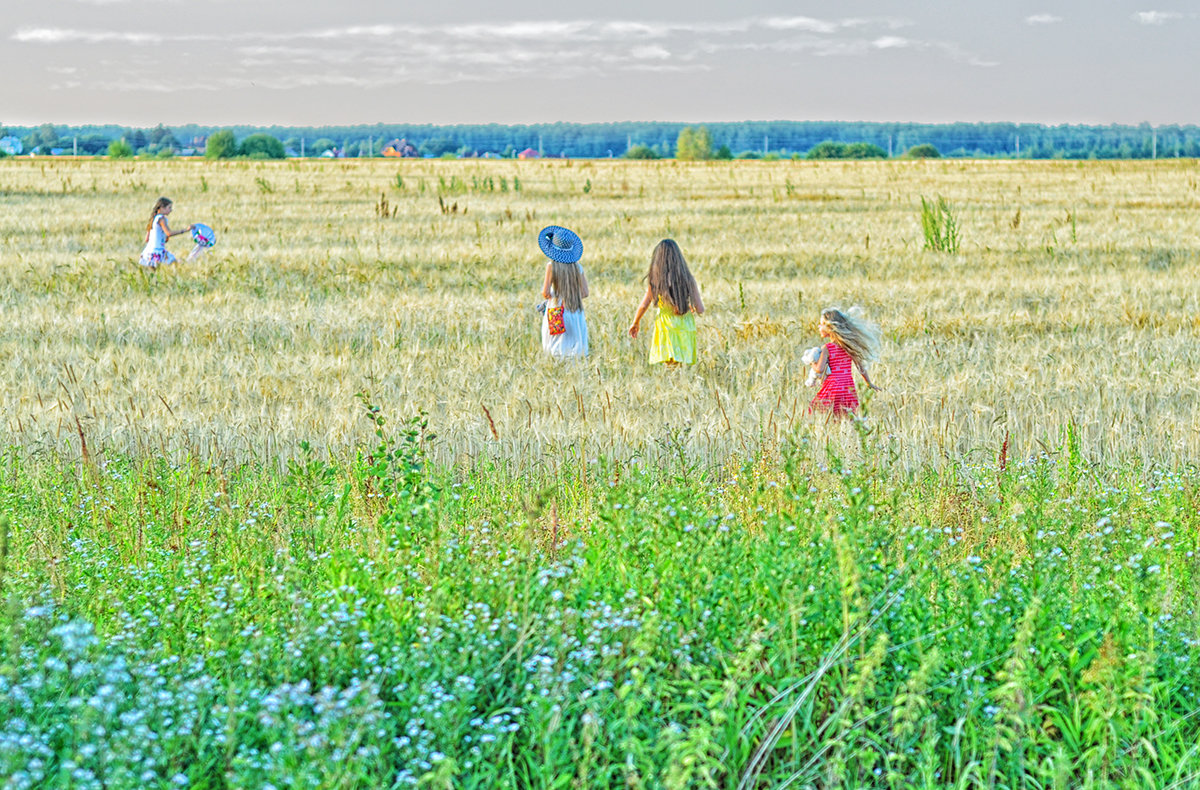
[810,342,859,415]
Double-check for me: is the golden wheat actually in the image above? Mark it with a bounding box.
[1,157,1198,468]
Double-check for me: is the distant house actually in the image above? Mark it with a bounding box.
[381,138,419,158]
[517,147,540,159]
[0,136,22,155]
[50,148,66,156]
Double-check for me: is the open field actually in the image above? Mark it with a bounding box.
[2,157,1200,467]
[2,158,1200,788]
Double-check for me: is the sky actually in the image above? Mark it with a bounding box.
[2,0,1197,127]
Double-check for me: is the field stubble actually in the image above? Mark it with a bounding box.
[2,157,1199,468]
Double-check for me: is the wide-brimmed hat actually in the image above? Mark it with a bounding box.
[538,225,583,263]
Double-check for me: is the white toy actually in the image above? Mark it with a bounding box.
[802,346,830,387]
[188,223,216,261]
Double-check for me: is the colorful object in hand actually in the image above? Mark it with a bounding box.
[547,305,566,335]
[191,223,216,248]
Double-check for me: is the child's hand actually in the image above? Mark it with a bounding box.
[867,382,883,392]
[628,323,639,338]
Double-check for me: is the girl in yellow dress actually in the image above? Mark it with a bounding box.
[628,239,705,364]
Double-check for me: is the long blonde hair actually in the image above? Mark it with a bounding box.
[645,239,698,315]
[549,261,584,312]
[822,307,881,372]
[147,197,172,232]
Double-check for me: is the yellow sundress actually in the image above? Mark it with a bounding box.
[650,297,697,365]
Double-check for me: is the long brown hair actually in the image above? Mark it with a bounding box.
[147,197,172,232]
[549,261,584,312]
[645,238,696,315]
[821,307,882,373]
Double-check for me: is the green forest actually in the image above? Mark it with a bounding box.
[3,119,1197,159]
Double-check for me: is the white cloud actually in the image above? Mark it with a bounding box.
[12,14,999,94]
[446,21,595,40]
[762,16,840,34]
[14,27,161,44]
[623,63,708,73]
[630,45,671,60]
[1133,11,1183,25]
[937,42,999,67]
[1025,14,1063,25]
[304,25,404,40]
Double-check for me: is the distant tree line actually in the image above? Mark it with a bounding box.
[3,120,1200,160]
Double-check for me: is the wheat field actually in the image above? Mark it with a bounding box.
[2,156,1199,468]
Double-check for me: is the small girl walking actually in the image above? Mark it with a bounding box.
[628,239,705,365]
[537,225,589,358]
[139,197,192,269]
[809,307,882,417]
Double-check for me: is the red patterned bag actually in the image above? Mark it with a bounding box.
[547,305,566,335]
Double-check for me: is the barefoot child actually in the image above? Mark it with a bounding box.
[809,307,881,417]
[628,239,704,365]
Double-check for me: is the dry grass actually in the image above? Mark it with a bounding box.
[2,156,1199,468]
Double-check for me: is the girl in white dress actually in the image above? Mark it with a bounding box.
[139,197,193,268]
[537,226,589,358]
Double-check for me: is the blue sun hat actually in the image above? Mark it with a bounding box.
[538,225,583,263]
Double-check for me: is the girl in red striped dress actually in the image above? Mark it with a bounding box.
[809,307,881,417]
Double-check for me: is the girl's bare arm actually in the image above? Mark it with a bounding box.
[857,362,881,391]
[629,286,654,337]
[541,263,554,300]
[691,281,705,315]
[159,216,194,239]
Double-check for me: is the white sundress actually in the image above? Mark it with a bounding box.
[541,287,588,358]
[139,214,177,268]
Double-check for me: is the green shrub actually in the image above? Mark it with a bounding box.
[238,133,285,159]
[844,142,887,159]
[905,143,941,159]
[808,141,888,160]
[624,144,660,160]
[205,129,237,159]
[107,139,134,159]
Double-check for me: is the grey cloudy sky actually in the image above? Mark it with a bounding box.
[2,0,1197,126]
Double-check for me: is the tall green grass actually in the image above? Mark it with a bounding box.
[1,419,1198,788]
[919,195,961,254]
